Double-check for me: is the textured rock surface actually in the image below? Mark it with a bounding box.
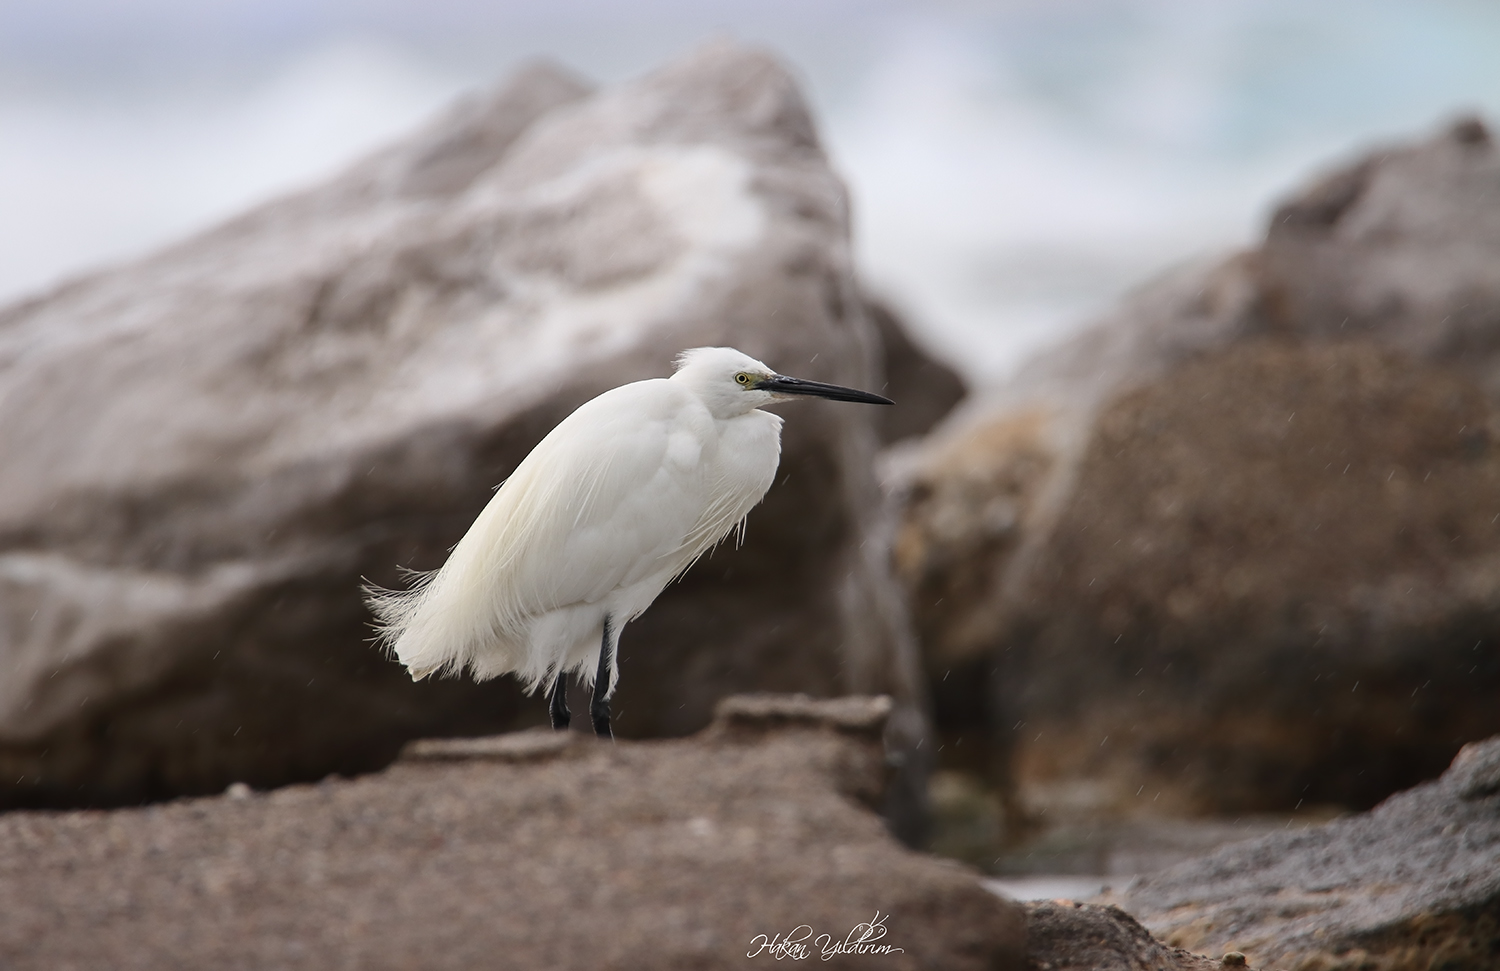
[0,45,925,810]
[1007,339,1500,812]
[893,117,1500,815]
[1112,735,1500,971]
[1022,901,1224,971]
[0,695,1025,971]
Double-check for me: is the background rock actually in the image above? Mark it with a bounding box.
[1258,114,1500,383]
[1112,735,1500,971]
[1009,339,1500,813]
[0,694,1025,971]
[865,297,967,445]
[892,117,1500,826]
[0,44,927,819]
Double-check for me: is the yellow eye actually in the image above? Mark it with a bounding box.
[735,372,751,386]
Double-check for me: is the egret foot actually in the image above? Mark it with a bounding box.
[590,694,611,739]
[549,672,570,730]
[592,617,614,739]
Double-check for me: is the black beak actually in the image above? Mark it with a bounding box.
[758,374,893,405]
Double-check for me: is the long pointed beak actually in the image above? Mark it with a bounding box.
[758,374,893,405]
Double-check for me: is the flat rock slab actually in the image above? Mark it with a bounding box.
[1113,735,1500,971]
[0,695,1024,970]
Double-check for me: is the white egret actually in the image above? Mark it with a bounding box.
[366,346,892,738]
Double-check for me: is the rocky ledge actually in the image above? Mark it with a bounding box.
[0,695,1025,971]
[1112,735,1500,971]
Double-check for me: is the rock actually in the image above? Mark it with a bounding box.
[0,694,1025,971]
[1007,339,1500,813]
[865,297,967,444]
[892,118,1500,817]
[1022,901,1224,971]
[0,43,925,821]
[893,255,1258,731]
[1259,115,1500,386]
[709,691,895,736]
[1113,734,1500,971]
[1448,732,1500,799]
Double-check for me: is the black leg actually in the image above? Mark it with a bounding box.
[549,670,570,730]
[591,615,614,739]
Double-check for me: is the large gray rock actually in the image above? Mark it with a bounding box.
[1112,735,1500,971]
[0,695,1025,971]
[892,117,1500,820]
[0,45,925,816]
[1259,115,1500,384]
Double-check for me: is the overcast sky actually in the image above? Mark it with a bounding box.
[4,0,1498,378]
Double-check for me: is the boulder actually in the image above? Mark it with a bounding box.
[0,694,1026,971]
[1259,115,1500,384]
[0,44,926,819]
[893,254,1259,734]
[893,117,1500,818]
[1112,734,1500,971]
[1006,338,1500,814]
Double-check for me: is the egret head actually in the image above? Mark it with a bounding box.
[671,346,893,418]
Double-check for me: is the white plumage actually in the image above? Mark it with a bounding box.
[366,345,890,737]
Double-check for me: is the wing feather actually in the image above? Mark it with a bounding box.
[366,379,712,681]
[650,408,783,586]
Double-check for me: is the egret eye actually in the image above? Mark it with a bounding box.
[735,372,751,386]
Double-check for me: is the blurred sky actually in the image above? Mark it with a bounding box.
[3,0,1499,381]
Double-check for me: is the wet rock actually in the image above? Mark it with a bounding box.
[0,44,924,814]
[1114,735,1500,971]
[0,695,1024,971]
[893,118,1500,816]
